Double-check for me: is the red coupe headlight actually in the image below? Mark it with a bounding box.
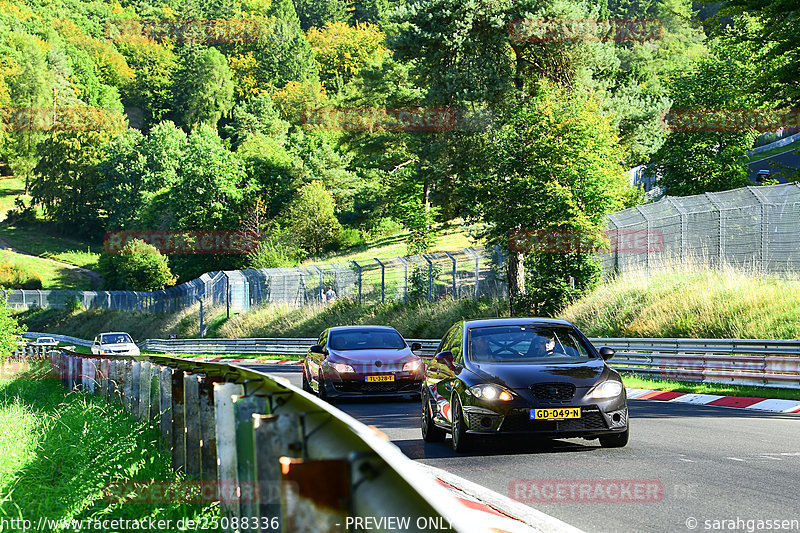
[402,360,422,372]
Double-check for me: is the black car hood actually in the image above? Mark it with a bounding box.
[469,359,608,389]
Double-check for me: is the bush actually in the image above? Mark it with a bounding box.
[282,181,342,256]
[329,227,364,251]
[0,293,25,362]
[0,263,42,289]
[97,239,177,291]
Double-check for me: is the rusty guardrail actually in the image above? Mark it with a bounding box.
[11,345,493,533]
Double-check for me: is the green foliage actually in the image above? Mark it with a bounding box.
[293,0,349,31]
[0,262,42,289]
[467,84,632,313]
[652,36,759,196]
[282,180,342,256]
[97,238,176,291]
[176,46,235,129]
[0,294,24,362]
[307,21,386,91]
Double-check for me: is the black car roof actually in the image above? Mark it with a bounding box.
[328,325,401,332]
[462,317,576,329]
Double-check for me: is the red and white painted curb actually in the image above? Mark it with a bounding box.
[186,357,302,365]
[415,462,583,533]
[627,388,800,413]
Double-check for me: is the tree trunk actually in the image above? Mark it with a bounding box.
[507,251,525,316]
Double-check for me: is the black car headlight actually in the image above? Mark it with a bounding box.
[468,384,513,401]
[589,380,624,399]
[402,360,422,372]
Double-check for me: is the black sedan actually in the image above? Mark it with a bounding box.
[421,318,629,452]
[303,325,424,401]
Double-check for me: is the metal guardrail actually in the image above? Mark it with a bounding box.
[22,331,93,347]
[23,333,800,389]
[11,347,498,533]
[135,336,800,389]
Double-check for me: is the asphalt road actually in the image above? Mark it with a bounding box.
[747,148,800,183]
[246,365,800,533]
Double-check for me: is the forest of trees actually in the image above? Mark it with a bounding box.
[0,0,797,309]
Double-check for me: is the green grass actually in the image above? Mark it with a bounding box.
[0,361,218,531]
[16,305,229,342]
[562,266,800,339]
[622,374,800,401]
[744,139,800,165]
[0,221,100,270]
[0,176,29,219]
[158,352,303,361]
[217,297,506,339]
[309,220,479,265]
[0,249,92,290]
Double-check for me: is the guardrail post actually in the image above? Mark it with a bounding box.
[199,377,218,482]
[234,394,268,521]
[150,365,161,425]
[171,369,186,472]
[184,373,202,478]
[131,361,141,416]
[139,362,151,420]
[160,368,173,446]
[82,357,96,394]
[214,382,245,533]
[123,360,134,412]
[253,413,296,529]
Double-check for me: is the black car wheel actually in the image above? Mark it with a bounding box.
[450,394,472,453]
[421,389,445,443]
[318,371,334,403]
[301,367,312,393]
[599,427,629,448]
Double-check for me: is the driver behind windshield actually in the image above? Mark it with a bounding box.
[527,334,557,357]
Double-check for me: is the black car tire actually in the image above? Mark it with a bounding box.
[421,389,446,443]
[318,371,335,404]
[450,394,473,453]
[599,428,629,448]
[301,367,312,393]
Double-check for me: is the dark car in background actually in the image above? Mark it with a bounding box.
[421,318,629,452]
[303,325,424,401]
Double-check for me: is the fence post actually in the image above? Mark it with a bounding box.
[374,258,385,303]
[253,414,287,529]
[444,251,457,298]
[149,365,161,425]
[465,247,480,298]
[422,255,433,302]
[312,265,324,303]
[350,260,362,303]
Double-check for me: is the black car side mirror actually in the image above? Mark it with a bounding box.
[434,350,456,371]
[310,344,325,354]
[410,342,422,352]
[599,347,616,361]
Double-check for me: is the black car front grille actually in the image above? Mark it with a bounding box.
[530,382,576,403]
[466,411,501,430]
[332,379,418,393]
[499,409,607,433]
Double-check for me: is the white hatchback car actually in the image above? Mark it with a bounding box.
[91,332,140,356]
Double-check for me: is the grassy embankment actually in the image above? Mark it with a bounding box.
[0,362,217,531]
[0,249,92,290]
[0,221,100,270]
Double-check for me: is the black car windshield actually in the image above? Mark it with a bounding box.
[328,329,406,350]
[468,326,596,363]
[101,333,133,344]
